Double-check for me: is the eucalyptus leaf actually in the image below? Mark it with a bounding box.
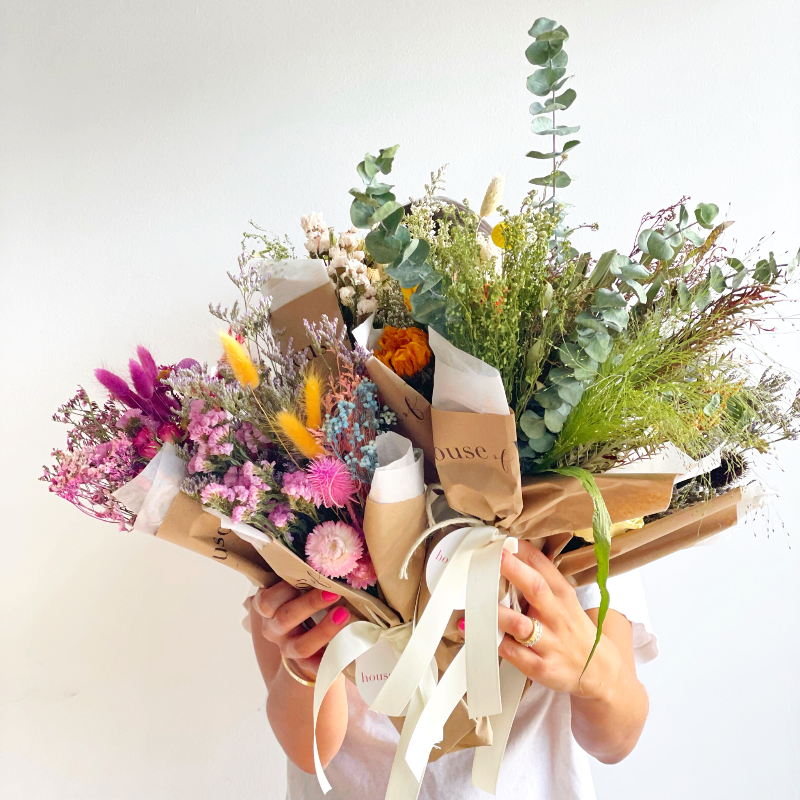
[535,384,564,410]
[598,306,629,332]
[556,378,584,406]
[679,204,690,229]
[528,17,557,36]
[709,264,727,293]
[529,100,567,115]
[537,25,569,42]
[559,342,599,379]
[365,229,402,263]
[526,140,580,159]
[519,410,547,440]
[527,67,567,96]
[695,203,720,230]
[592,287,628,308]
[579,328,613,362]
[366,200,403,227]
[609,256,651,282]
[530,117,580,136]
[409,290,447,327]
[694,282,712,310]
[530,171,572,188]
[525,39,564,65]
[684,228,705,246]
[550,50,568,69]
[527,432,557,453]
[645,231,675,261]
[350,200,375,229]
[554,88,577,109]
[545,402,572,433]
[589,250,617,288]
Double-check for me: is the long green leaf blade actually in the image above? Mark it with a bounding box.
[550,466,611,675]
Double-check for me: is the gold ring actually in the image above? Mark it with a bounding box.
[514,617,543,648]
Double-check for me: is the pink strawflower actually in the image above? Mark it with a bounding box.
[308,457,356,508]
[347,553,377,590]
[268,503,294,528]
[305,520,363,579]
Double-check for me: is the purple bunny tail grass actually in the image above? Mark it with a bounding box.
[148,392,172,422]
[129,359,154,399]
[136,346,159,383]
[176,358,199,370]
[95,369,133,401]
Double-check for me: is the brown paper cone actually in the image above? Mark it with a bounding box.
[561,489,742,586]
[366,357,438,482]
[251,539,401,628]
[430,408,523,526]
[269,282,344,353]
[363,494,428,623]
[157,491,277,586]
[507,472,677,542]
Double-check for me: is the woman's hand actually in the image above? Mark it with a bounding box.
[494,541,649,763]
[250,581,350,773]
[254,581,350,680]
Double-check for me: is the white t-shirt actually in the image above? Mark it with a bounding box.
[284,569,658,800]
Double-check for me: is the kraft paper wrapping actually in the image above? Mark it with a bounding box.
[430,408,523,527]
[366,356,439,482]
[269,281,344,353]
[157,491,278,587]
[558,488,743,586]
[363,494,427,623]
[507,472,678,542]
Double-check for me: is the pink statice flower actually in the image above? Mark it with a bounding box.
[281,470,320,504]
[308,457,356,509]
[268,503,294,528]
[235,422,270,454]
[186,399,233,473]
[346,553,377,590]
[305,520,363,579]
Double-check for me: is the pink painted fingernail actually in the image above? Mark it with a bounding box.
[458,618,465,632]
[332,607,350,625]
[321,591,339,602]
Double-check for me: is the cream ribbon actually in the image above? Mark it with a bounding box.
[312,621,438,798]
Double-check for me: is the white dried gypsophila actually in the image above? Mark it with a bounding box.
[477,233,501,263]
[357,297,378,316]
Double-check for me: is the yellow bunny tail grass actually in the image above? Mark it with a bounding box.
[219,331,260,388]
[303,373,324,430]
[275,410,324,459]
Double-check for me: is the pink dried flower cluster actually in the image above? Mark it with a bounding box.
[305,520,363,578]
[199,461,274,524]
[186,399,234,473]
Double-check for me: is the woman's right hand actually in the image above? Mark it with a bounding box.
[253,581,350,681]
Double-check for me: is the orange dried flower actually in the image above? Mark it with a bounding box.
[375,326,432,377]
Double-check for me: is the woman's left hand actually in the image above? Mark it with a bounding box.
[495,539,622,699]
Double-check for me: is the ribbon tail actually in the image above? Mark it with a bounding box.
[465,536,507,718]
[471,659,528,795]
[313,621,381,793]
[404,648,468,781]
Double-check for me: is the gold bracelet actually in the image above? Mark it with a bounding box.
[281,655,316,687]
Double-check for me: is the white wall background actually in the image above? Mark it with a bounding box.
[2,1,799,798]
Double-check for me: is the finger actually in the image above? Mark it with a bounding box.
[515,540,574,597]
[271,589,342,638]
[283,606,351,661]
[498,633,545,677]
[497,605,543,649]
[500,550,558,622]
[254,582,300,620]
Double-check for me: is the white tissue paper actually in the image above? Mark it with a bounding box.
[257,258,330,312]
[427,327,509,415]
[112,443,187,535]
[352,312,384,352]
[608,442,723,484]
[369,432,425,504]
